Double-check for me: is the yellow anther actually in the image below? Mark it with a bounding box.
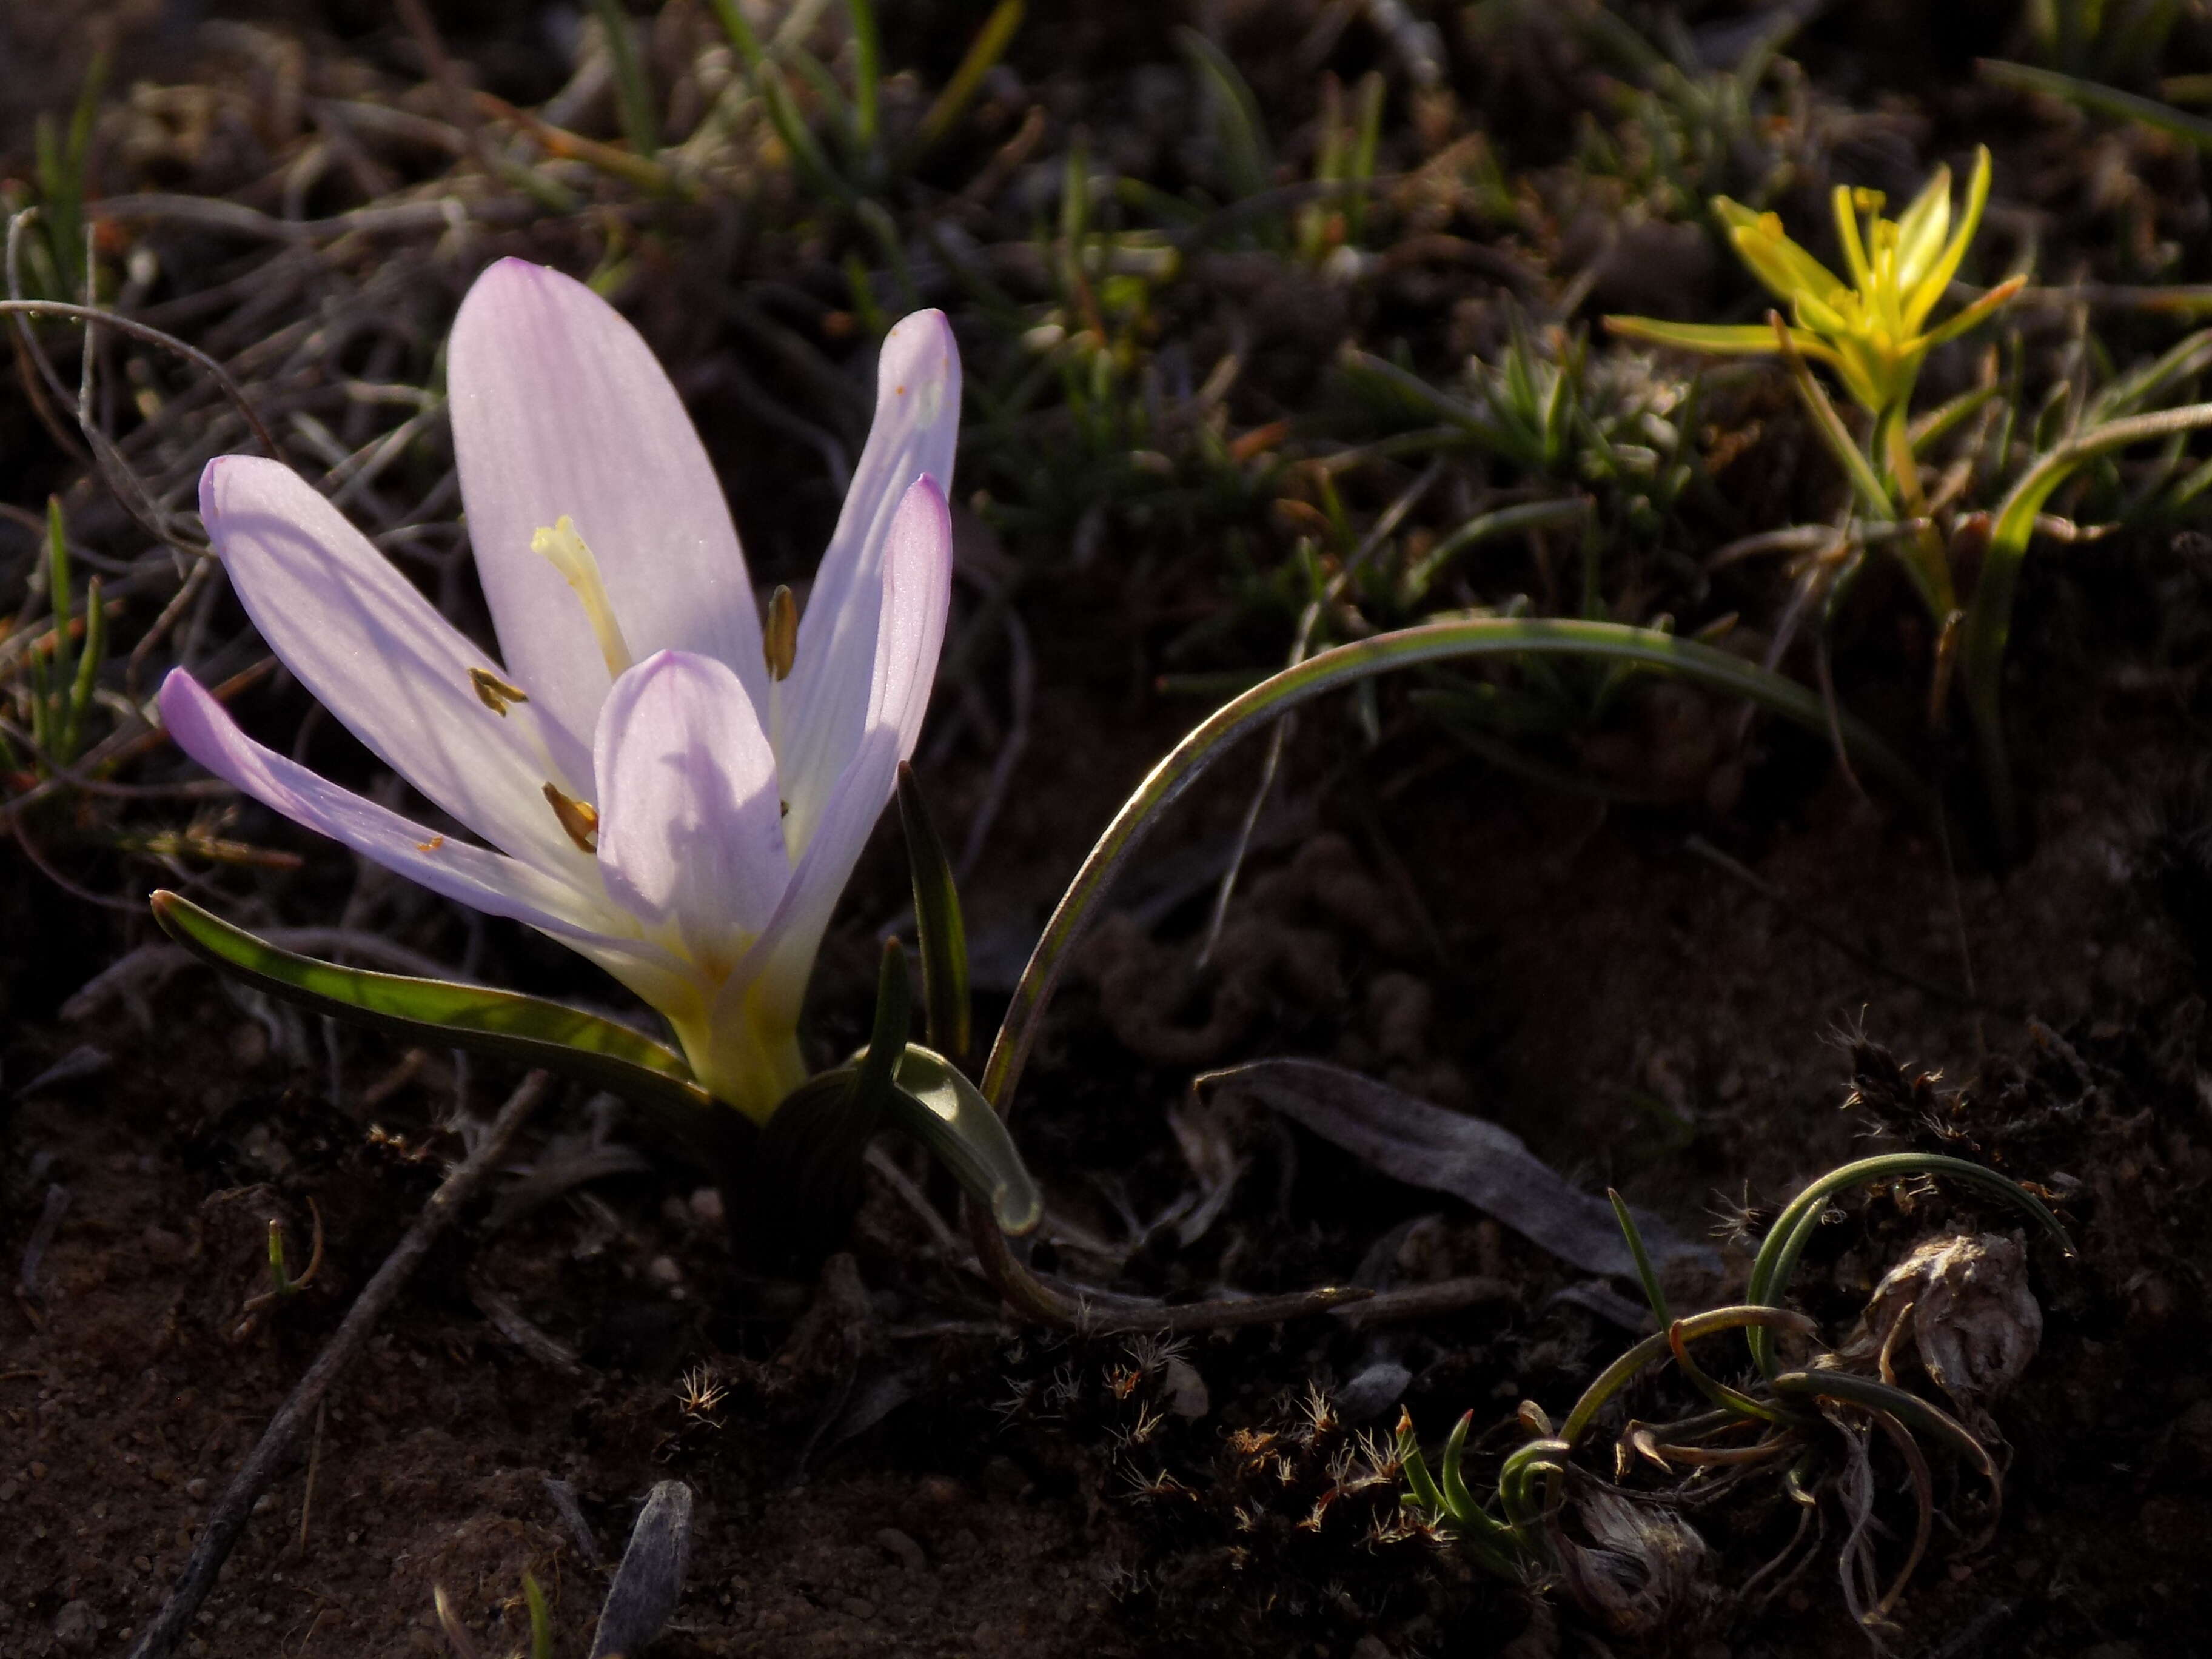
[543,782,601,853]
[468,666,529,716]
[532,515,633,679]
[763,584,797,682]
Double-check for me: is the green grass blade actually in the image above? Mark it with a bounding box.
[979,618,1929,1119]
[1401,498,1590,605]
[44,498,73,737]
[149,891,713,1117]
[586,0,661,159]
[857,937,912,1104]
[1396,1413,1447,1515]
[1177,28,1272,202]
[706,0,766,70]
[897,762,971,1061]
[1438,1410,1481,1523]
[1607,1187,1671,1327]
[844,0,881,147]
[1981,58,2212,150]
[63,575,102,763]
[916,0,1024,155]
[522,1573,554,1659]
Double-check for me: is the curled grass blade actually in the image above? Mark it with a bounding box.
[886,1044,1042,1235]
[1557,1304,1820,1446]
[1768,1370,1998,1483]
[1744,1151,2074,1378]
[979,617,1929,1118]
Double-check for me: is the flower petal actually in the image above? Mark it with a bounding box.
[868,477,956,766]
[201,455,590,875]
[774,310,960,846]
[779,469,955,858]
[592,649,789,969]
[708,477,954,1062]
[448,260,765,782]
[163,668,629,948]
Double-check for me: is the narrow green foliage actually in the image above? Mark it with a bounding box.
[1607,1188,1672,1327]
[706,0,765,70]
[522,1571,554,1659]
[18,498,107,776]
[1395,1409,1523,1575]
[916,1,1025,155]
[45,499,73,724]
[149,891,719,1125]
[30,50,106,298]
[882,1045,1042,1234]
[856,936,913,1108]
[1743,1151,2074,1378]
[266,1219,295,1297]
[1989,59,2212,149]
[843,0,881,147]
[897,761,971,1061]
[586,0,661,159]
[1178,29,1273,203]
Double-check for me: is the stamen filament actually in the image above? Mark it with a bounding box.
[532,515,634,678]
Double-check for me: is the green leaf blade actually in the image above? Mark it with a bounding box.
[150,891,712,1117]
[898,762,972,1061]
[886,1045,1043,1235]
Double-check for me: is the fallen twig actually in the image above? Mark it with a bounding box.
[965,1203,1370,1332]
[126,1070,549,1659]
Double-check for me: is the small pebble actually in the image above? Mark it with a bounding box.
[646,1255,683,1285]
[875,1527,927,1573]
[1162,1357,1209,1419]
[184,1478,208,1500]
[841,1597,876,1621]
